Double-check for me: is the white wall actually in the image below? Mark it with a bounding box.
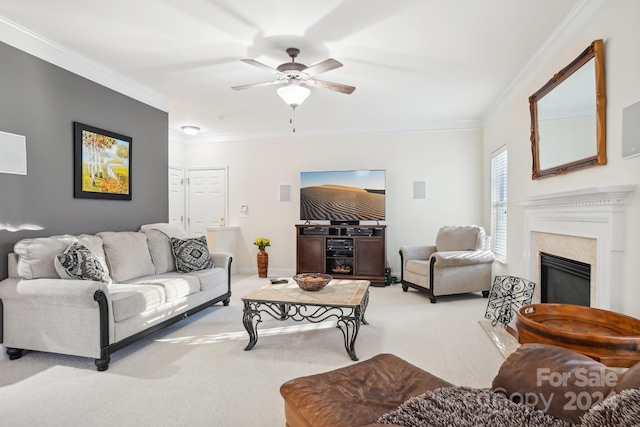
[168,140,185,168]
[176,129,484,276]
[482,1,640,317]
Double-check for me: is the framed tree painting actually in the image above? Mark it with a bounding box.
[74,122,132,200]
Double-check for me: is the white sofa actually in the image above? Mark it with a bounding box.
[0,224,232,371]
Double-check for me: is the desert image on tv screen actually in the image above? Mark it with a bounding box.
[300,170,385,221]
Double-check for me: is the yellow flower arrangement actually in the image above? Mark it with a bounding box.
[253,237,271,251]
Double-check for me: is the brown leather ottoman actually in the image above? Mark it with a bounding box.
[279,353,452,427]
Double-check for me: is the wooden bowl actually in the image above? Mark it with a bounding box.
[293,273,333,291]
[516,303,640,367]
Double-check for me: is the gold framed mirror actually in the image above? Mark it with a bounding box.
[529,39,606,179]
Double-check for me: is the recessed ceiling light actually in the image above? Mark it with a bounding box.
[181,126,200,135]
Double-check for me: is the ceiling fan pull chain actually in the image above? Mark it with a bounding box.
[291,108,296,133]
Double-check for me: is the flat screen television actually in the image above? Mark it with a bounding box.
[300,169,386,223]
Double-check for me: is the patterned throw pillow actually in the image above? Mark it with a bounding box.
[170,236,214,273]
[55,243,111,283]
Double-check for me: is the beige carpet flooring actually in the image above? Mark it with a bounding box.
[0,274,506,426]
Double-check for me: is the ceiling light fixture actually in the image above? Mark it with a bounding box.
[277,81,311,109]
[181,125,200,135]
[277,81,311,133]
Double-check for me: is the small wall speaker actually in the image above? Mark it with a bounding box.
[0,130,27,175]
[622,101,640,159]
[279,184,291,202]
[413,181,427,199]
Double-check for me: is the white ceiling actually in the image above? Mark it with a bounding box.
[0,0,599,142]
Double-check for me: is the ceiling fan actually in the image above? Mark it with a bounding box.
[232,47,356,109]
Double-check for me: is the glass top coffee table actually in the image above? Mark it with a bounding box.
[241,278,370,361]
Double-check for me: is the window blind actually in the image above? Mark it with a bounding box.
[491,148,508,260]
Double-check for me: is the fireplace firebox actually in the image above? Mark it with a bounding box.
[540,252,591,306]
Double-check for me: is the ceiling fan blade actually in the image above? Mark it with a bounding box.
[241,59,280,74]
[303,59,343,77]
[231,80,284,91]
[313,80,356,94]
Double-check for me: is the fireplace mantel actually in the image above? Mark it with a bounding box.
[517,185,636,311]
[516,185,637,209]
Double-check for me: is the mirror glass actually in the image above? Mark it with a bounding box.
[530,40,606,179]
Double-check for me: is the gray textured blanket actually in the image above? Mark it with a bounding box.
[377,386,640,427]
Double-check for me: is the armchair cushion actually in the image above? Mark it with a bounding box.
[405,260,430,276]
[435,225,485,252]
[431,250,495,267]
[400,245,436,261]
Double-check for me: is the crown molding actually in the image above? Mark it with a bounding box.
[177,119,483,144]
[0,16,169,112]
[482,0,610,123]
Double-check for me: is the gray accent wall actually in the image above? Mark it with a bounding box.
[0,41,169,337]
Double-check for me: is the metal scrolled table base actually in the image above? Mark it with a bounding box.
[242,289,369,361]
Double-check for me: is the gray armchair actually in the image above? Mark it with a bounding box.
[399,225,495,303]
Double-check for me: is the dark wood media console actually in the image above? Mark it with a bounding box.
[296,224,386,286]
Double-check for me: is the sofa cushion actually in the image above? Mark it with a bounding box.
[109,283,166,322]
[54,243,111,283]
[185,267,228,293]
[170,236,214,273]
[141,229,177,274]
[491,343,620,424]
[435,225,481,252]
[377,386,572,427]
[75,234,109,272]
[140,224,187,274]
[126,273,200,301]
[97,231,155,282]
[14,235,77,279]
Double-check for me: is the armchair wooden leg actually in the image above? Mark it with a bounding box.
[482,291,489,298]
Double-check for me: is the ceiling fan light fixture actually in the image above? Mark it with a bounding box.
[277,84,310,109]
[181,125,200,135]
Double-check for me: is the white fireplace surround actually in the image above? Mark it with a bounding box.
[517,185,636,311]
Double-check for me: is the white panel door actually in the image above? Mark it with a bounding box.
[187,168,227,237]
[168,167,185,231]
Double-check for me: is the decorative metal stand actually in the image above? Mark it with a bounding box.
[484,276,535,328]
[242,291,369,361]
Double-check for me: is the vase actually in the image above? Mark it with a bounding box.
[257,249,269,278]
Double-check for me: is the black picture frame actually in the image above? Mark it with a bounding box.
[74,122,132,200]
